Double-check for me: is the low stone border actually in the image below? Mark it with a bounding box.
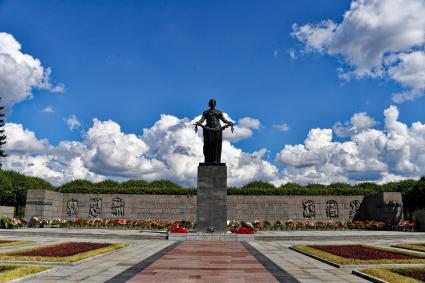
[167,232,254,241]
[351,270,388,283]
[0,229,167,240]
[242,242,300,283]
[391,244,425,254]
[288,246,340,268]
[104,241,182,283]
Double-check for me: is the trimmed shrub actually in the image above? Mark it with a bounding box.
[242,181,275,189]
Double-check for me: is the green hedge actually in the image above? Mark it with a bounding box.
[0,170,55,216]
[57,179,189,194]
[1,171,425,216]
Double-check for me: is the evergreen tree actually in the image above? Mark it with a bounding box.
[0,97,6,168]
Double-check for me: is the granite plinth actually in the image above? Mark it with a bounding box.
[416,210,425,232]
[167,232,253,241]
[196,164,227,233]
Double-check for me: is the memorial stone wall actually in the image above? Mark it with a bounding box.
[25,189,403,223]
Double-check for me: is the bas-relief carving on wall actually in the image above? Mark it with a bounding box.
[112,198,124,217]
[89,198,102,217]
[67,199,78,218]
[326,200,339,219]
[302,200,315,218]
[349,200,361,220]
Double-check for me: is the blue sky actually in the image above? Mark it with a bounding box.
[1,0,425,185]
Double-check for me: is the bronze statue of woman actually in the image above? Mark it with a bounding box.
[194,99,234,164]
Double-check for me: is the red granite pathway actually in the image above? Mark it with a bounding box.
[127,241,279,283]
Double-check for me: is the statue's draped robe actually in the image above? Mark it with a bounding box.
[202,109,223,163]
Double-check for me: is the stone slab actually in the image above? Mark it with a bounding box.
[24,189,403,224]
[416,209,425,232]
[0,206,14,218]
[196,164,227,233]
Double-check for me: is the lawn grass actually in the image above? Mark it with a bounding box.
[291,245,425,265]
[0,264,51,283]
[393,243,425,253]
[361,267,424,283]
[0,242,128,263]
[0,240,33,248]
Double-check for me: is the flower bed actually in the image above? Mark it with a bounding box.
[25,217,188,230]
[0,240,33,248]
[0,264,51,282]
[393,243,425,253]
[291,245,425,265]
[361,267,425,283]
[228,219,389,231]
[313,245,416,260]
[1,216,412,232]
[0,242,127,263]
[11,242,111,257]
[393,268,425,282]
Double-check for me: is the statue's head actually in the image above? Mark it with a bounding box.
[208,99,216,108]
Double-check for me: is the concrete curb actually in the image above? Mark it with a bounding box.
[352,270,389,283]
[288,246,341,268]
[0,230,167,240]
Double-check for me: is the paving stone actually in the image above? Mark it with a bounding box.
[2,230,421,282]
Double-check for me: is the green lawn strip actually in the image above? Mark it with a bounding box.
[0,264,51,283]
[0,241,33,248]
[0,243,128,263]
[393,243,425,253]
[361,268,423,283]
[291,245,425,265]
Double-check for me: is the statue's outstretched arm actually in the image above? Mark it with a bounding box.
[219,112,234,125]
[194,113,207,133]
[194,113,206,125]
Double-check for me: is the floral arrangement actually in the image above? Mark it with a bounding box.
[234,227,255,234]
[398,220,415,231]
[286,220,296,230]
[0,216,415,232]
[169,224,188,233]
[230,221,255,234]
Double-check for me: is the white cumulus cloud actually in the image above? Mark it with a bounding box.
[291,0,425,102]
[333,112,377,138]
[277,105,425,184]
[0,33,63,111]
[224,117,261,142]
[3,115,279,187]
[5,123,50,154]
[6,106,425,186]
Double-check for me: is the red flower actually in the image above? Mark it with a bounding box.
[235,227,255,234]
[118,219,127,225]
[169,225,188,233]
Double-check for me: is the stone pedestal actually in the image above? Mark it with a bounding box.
[196,163,227,233]
[416,210,425,232]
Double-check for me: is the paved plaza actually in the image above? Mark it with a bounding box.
[0,229,424,282]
